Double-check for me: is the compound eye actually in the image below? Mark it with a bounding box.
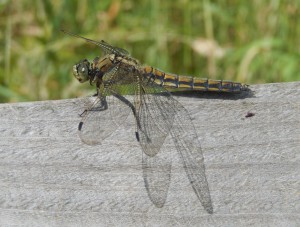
[73,59,90,83]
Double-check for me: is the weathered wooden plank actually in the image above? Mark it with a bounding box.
[0,82,299,226]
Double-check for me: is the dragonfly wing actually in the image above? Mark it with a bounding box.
[138,81,213,213]
[61,30,129,56]
[142,145,172,208]
[78,65,135,145]
[170,104,214,214]
[133,81,177,208]
[137,82,178,157]
[78,93,131,145]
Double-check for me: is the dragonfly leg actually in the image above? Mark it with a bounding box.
[79,109,87,117]
[111,92,149,142]
[79,89,108,117]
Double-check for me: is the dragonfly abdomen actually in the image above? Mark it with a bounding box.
[143,66,248,93]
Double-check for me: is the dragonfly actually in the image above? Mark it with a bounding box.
[62,30,249,214]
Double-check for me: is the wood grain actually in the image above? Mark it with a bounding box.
[0,82,299,226]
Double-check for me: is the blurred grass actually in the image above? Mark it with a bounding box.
[0,0,299,102]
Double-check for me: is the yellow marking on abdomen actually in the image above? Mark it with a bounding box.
[143,66,247,93]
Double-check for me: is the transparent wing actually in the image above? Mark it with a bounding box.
[142,144,172,208]
[132,80,178,209]
[78,92,131,145]
[137,82,178,157]
[78,66,134,145]
[103,67,175,207]
[170,104,214,214]
[94,40,129,56]
[61,30,129,56]
[137,78,213,213]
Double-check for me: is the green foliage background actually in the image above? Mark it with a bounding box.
[0,0,299,102]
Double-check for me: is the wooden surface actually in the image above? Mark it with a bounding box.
[0,82,299,226]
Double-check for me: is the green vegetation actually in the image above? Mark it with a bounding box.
[0,0,299,102]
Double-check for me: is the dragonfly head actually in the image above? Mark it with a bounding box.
[73,59,91,83]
